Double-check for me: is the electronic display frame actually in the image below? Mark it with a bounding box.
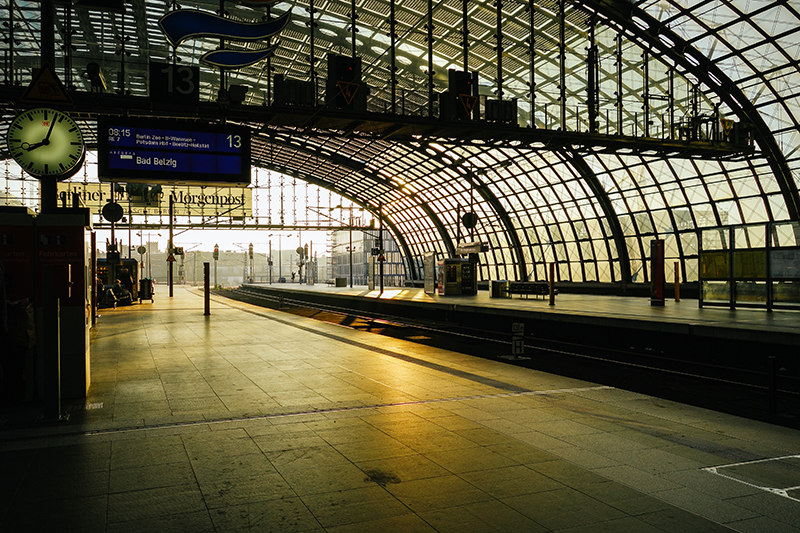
[97,117,251,187]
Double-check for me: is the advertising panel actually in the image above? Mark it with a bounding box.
[771,249,800,279]
[57,182,252,218]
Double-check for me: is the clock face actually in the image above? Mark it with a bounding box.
[6,108,85,178]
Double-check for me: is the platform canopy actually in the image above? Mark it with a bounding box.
[1,0,799,284]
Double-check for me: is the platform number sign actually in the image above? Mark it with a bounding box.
[512,322,525,356]
[149,61,199,104]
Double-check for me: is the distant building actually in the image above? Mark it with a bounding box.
[98,247,328,287]
[331,229,405,287]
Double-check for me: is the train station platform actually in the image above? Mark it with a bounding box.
[239,282,800,339]
[1,287,799,532]
[235,283,800,425]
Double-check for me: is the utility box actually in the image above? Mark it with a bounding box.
[491,280,510,298]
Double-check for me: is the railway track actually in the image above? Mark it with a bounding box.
[219,287,800,428]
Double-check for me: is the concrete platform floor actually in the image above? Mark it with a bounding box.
[1,287,799,532]
[243,282,800,336]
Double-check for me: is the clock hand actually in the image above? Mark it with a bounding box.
[24,115,59,151]
[43,114,58,143]
[25,140,47,151]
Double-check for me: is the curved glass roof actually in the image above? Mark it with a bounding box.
[1,0,798,284]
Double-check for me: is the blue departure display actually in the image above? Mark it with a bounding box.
[98,118,250,186]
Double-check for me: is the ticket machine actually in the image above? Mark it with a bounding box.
[35,210,93,399]
[438,258,477,295]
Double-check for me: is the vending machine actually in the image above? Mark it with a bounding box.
[438,258,477,295]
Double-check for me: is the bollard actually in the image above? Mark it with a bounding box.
[204,262,210,316]
[768,356,777,413]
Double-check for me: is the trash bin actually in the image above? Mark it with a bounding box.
[490,280,509,298]
[139,278,154,302]
[335,277,347,287]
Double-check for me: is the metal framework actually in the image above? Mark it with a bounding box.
[2,0,799,285]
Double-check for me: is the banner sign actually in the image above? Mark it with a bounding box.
[57,182,252,218]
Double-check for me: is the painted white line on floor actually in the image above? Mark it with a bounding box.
[703,455,800,502]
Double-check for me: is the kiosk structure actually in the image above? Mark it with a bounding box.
[0,206,93,403]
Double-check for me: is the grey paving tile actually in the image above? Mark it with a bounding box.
[543,443,623,469]
[655,486,762,524]
[385,474,494,513]
[107,510,215,533]
[112,400,172,420]
[578,481,673,516]
[312,421,391,445]
[182,427,264,458]
[27,442,112,477]
[252,430,332,453]
[725,492,800,529]
[111,435,187,469]
[167,395,229,413]
[420,502,547,533]
[529,419,605,439]
[107,484,206,523]
[393,428,483,454]
[554,516,668,533]
[601,447,706,475]
[514,429,574,451]
[190,452,279,484]
[1,494,108,533]
[200,470,295,509]
[592,464,684,493]
[15,469,110,501]
[662,468,764,499]
[276,460,375,496]
[425,446,518,474]
[325,513,438,533]
[727,516,800,533]
[0,448,36,476]
[355,453,451,483]
[110,461,196,493]
[454,426,520,446]
[301,485,408,528]
[333,435,417,463]
[485,439,557,464]
[459,464,566,499]
[559,430,656,453]
[502,487,628,531]
[638,508,738,532]
[529,459,613,487]
[209,497,321,532]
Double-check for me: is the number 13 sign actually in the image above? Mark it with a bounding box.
[149,61,200,104]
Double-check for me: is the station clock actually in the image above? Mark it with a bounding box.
[6,107,85,179]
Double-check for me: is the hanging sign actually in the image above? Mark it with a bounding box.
[97,117,251,186]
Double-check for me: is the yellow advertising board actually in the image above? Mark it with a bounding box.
[733,250,767,279]
[57,182,252,218]
[699,251,729,279]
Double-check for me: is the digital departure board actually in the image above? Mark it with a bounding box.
[97,118,251,186]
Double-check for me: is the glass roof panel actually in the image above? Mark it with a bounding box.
[2,0,799,286]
